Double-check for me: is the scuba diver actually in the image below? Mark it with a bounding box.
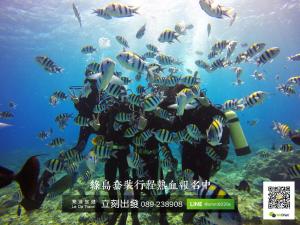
[159,84,249,224]
[129,112,174,225]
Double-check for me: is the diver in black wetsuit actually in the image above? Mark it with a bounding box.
[164,85,230,223]
[101,100,141,225]
[131,111,173,225]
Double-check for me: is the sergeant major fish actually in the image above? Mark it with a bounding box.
[104,3,139,18]
[81,45,96,54]
[87,58,116,91]
[256,47,280,66]
[92,8,112,20]
[136,24,146,39]
[207,116,226,146]
[158,29,180,44]
[199,0,237,26]
[273,121,292,139]
[47,137,65,147]
[117,51,147,73]
[116,36,129,48]
[36,56,63,74]
[168,88,196,116]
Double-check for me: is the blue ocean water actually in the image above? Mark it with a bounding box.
[0,0,299,170]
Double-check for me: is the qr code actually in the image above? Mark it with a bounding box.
[268,186,290,209]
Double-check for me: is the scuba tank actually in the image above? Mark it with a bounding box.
[224,110,251,156]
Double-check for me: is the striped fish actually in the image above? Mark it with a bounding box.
[92,8,112,20]
[136,24,146,39]
[128,94,141,107]
[120,76,132,85]
[36,56,63,73]
[208,51,218,59]
[179,75,199,87]
[256,47,280,66]
[37,128,52,141]
[65,162,79,174]
[234,53,248,64]
[80,169,92,182]
[239,91,267,108]
[160,158,177,170]
[158,29,180,43]
[210,58,228,71]
[286,164,300,179]
[140,129,153,141]
[45,159,64,173]
[132,135,145,147]
[47,137,65,147]
[104,3,139,18]
[55,113,72,123]
[196,182,230,198]
[127,151,145,169]
[142,51,156,59]
[245,43,266,58]
[81,45,96,54]
[143,95,162,111]
[124,127,139,138]
[186,124,202,141]
[165,75,180,87]
[277,84,296,96]
[74,115,91,127]
[154,107,174,121]
[159,145,173,160]
[105,83,122,98]
[211,40,230,53]
[287,76,300,86]
[146,44,159,53]
[222,99,241,111]
[227,41,238,58]
[273,121,292,138]
[53,91,68,100]
[93,144,117,162]
[115,112,132,123]
[116,36,129,48]
[86,62,101,73]
[279,144,294,153]
[59,149,79,161]
[156,53,176,65]
[154,129,174,143]
[195,60,211,71]
[206,116,225,146]
[117,51,147,73]
[206,146,221,161]
[0,111,14,119]
[93,103,109,113]
[199,0,236,23]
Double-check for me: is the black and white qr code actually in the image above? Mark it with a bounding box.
[268,186,290,209]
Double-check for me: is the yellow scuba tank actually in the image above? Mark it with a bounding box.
[224,110,251,156]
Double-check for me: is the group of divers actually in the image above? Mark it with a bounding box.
[1,58,300,225]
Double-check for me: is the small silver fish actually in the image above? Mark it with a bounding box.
[72,3,82,27]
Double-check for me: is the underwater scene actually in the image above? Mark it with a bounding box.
[0,0,300,224]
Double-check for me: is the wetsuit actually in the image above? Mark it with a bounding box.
[173,105,230,180]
